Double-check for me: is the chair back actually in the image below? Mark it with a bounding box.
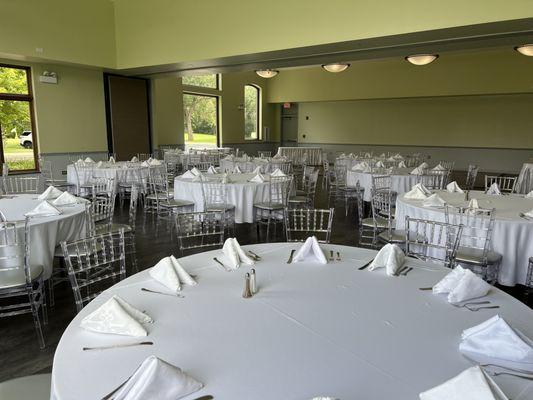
[285,208,334,243]
[128,184,140,232]
[371,188,394,230]
[271,161,292,174]
[90,177,115,199]
[419,171,449,190]
[439,160,455,171]
[174,211,225,255]
[0,219,29,276]
[190,161,212,173]
[258,151,271,158]
[372,175,392,191]
[484,175,517,194]
[61,230,127,312]
[3,176,40,194]
[268,176,292,208]
[405,217,462,268]
[136,153,152,161]
[465,164,479,190]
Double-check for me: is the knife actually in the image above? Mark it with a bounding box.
[287,249,295,264]
[358,258,374,270]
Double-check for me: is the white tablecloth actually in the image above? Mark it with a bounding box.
[517,162,533,194]
[50,243,533,400]
[0,194,86,280]
[174,173,270,223]
[277,147,322,165]
[347,168,418,201]
[67,162,149,191]
[395,190,533,286]
[219,158,272,173]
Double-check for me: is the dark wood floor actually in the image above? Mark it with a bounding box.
[0,177,531,383]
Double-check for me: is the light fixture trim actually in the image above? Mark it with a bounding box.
[405,54,439,66]
[255,69,279,78]
[515,44,533,56]
[321,63,351,73]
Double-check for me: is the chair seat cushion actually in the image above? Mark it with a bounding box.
[456,247,502,266]
[361,216,389,229]
[161,199,195,208]
[378,229,405,244]
[253,202,285,210]
[146,191,173,200]
[0,265,43,290]
[289,196,308,203]
[96,223,132,235]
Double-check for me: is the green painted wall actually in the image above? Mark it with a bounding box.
[112,0,533,69]
[151,77,184,147]
[298,95,533,149]
[0,0,116,68]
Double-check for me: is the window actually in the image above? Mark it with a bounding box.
[183,93,219,149]
[244,84,260,140]
[182,74,219,89]
[0,65,38,171]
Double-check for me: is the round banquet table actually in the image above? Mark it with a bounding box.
[395,190,533,286]
[219,157,271,173]
[50,243,533,400]
[0,194,86,280]
[66,162,150,191]
[347,168,418,201]
[173,173,271,223]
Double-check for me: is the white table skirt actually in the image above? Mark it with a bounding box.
[277,147,322,165]
[395,190,533,286]
[219,158,271,173]
[0,194,86,280]
[516,162,533,194]
[67,163,149,191]
[50,243,533,400]
[174,173,270,223]
[347,168,418,201]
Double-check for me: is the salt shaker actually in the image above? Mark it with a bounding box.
[250,268,257,294]
[242,273,253,298]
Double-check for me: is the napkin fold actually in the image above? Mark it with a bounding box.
[181,170,196,179]
[292,236,328,264]
[526,190,533,198]
[96,161,104,168]
[233,165,242,174]
[249,173,265,183]
[52,191,82,206]
[80,295,152,337]
[25,201,62,217]
[190,167,201,176]
[149,255,197,292]
[393,154,404,160]
[351,161,369,171]
[468,198,480,209]
[131,156,139,162]
[524,208,533,218]
[271,168,286,177]
[109,156,116,163]
[141,161,150,167]
[398,161,407,168]
[404,183,431,200]
[423,193,446,207]
[368,243,405,276]
[150,159,162,166]
[252,166,262,174]
[432,163,447,171]
[410,167,425,175]
[418,162,429,169]
[84,157,95,163]
[486,183,501,195]
[375,161,385,168]
[222,238,255,269]
[112,355,203,400]
[433,266,491,303]
[419,366,508,400]
[459,315,533,373]
[38,186,63,200]
[206,165,217,174]
[446,181,464,193]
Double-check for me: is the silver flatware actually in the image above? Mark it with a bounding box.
[287,249,295,264]
[248,250,261,260]
[467,305,500,312]
[452,300,490,308]
[213,257,231,271]
[451,301,499,311]
[419,287,433,290]
[192,396,214,400]
[83,341,153,351]
[336,251,341,261]
[401,267,413,276]
[395,266,408,276]
[141,287,184,298]
[358,258,374,270]
[519,212,532,221]
[482,365,533,380]
[329,250,334,261]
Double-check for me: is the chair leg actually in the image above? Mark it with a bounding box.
[29,288,45,350]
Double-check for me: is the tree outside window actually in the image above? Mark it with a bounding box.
[244,84,260,140]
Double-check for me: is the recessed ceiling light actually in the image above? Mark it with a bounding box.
[515,44,533,56]
[321,63,350,73]
[255,69,279,78]
[405,54,439,66]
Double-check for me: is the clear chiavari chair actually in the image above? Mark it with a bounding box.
[205,154,220,167]
[419,171,449,190]
[439,161,455,171]
[90,177,115,200]
[72,161,95,197]
[0,218,46,349]
[92,190,117,229]
[445,205,502,283]
[258,151,272,158]
[174,211,225,256]
[465,164,479,190]
[271,161,292,175]
[136,153,153,162]
[322,161,333,189]
[360,188,401,247]
[405,216,463,268]
[285,208,334,243]
[3,176,41,194]
[201,177,236,235]
[39,158,73,190]
[61,229,127,313]
[189,161,211,173]
[289,169,319,209]
[329,164,360,216]
[525,257,533,300]
[484,175,517,194]
[253,176,292,241]
[372,175,392,191]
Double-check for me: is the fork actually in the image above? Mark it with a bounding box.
[141,288,184,298]
[401,267,413,276]
[336,251,341,261]
[329,250,334,262]
[213,257,231,271]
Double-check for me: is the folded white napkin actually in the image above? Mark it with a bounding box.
[410,166,425,175]
[348,153,355,158]
[486,183,501,195]
[141,161,150,167]
[468,198,480,209]
[393,154,404,160]
[423,193,446,207]
[181,170,196,179]
[433,266,491,303]
[96,161,104,168]
[190,167,201,176]
[109,156,116,163]
[250,173,265,183]
[84,157,95,163]
[149,256,197,292]
[526,190,533,198]
[379,153,386,158]
[387,156,396,162]
[252,166,262,174]
[368,243,405,276]
[398,161,407,168]
[404,183,431,200]
[233,165,242,174]
[150,159,162,166]
[206,166,217,174]
[351,162,368,171]
[272,153,282,160]
[131,156,139,162]
[80,295,152,337]
[52,191,82,206]
[375,161,385,168]
[432,163,447,171]
[524,209,533,218]
[364,152,371,158]
[459,315,533,373]
[419,365,508,400]
[222,238,255,269]
[271,168,286,177]
[418,162,429,169]
[25,201,62,217]
[292,236,328,264]
[112,355,203,400]
[446,181,464,193]
[38,186,63,200]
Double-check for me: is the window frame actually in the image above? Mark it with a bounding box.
[182,74,220,91]
[244,84,261,141]
[182,90,221,148]
[0,63,39,174]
